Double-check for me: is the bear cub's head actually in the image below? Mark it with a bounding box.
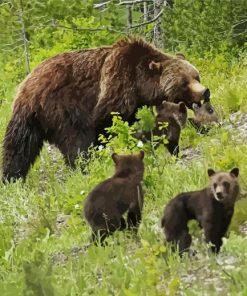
[208,168,240,205]
[112,151,145,182]
[192,102,218,125]
[157,101,187,129]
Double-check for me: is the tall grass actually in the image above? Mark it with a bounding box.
[0,54,247,295]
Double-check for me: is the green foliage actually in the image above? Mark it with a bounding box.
[135,106,156,132]
[98,112,138,151]
[23,250,54,296]
[162,0,247,55]
[134,107,169,150]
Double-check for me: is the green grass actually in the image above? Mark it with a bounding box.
[0,55,247,295]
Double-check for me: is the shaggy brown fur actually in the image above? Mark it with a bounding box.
[161,168,240,254]
[84,151,145,245]
[134,101,187,156]
[2,38,209,181]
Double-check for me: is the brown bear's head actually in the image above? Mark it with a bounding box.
[146,54,210,109]
[208,168,240,206]
[112,151,145,182]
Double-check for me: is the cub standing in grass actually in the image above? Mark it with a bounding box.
[161,168,240,254]
[84,151,145,245]
[134,101,187,156]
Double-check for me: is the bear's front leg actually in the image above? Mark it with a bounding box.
[202,220,222,253]
[219,209,234,239]
[165,140,179,157]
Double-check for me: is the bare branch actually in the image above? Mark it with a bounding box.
[119,0,152,4]
[129,9,163,29]
[49,7,164,32]
[93,1,110,8]
[39,23,127,34]
[232,19,247,29]
[94,0,152,9]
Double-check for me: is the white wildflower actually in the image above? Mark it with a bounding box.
[137,140,144,148]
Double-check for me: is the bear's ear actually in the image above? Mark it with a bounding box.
[138,150,145,160]
[112,153,120,164]
[192,102,200,111]
[208,169,215,177]
[162,100,169,107]
[149,61,163,73]
[175,53,186,60]
[230,168,239,178]
[178,102,187,114]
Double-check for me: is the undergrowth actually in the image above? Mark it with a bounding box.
[0,55,247,295]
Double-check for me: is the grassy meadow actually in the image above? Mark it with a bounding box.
[0,51,247,296]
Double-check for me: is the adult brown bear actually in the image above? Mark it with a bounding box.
[2,38,210,181]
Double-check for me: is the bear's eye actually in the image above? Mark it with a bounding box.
[223,181,230,191]
[207,107,214,114]
[213,183,217,189]
[181,81,187,88]
[195,75,200,82]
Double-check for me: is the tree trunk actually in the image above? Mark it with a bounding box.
[127,4,132,29]
[153,0,164,49]
[19,0,30,74]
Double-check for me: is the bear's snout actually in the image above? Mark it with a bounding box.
[188,81,209,104]
[216,192,224,200]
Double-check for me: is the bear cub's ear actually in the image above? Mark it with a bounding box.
[230,168,239,178]
[112,153,120,164]
[149,61,163,74]
[162,100,169,107]
[178,102,187,114]
[138,150,145,160]
[175,53,186,60]
[208,169,215,177]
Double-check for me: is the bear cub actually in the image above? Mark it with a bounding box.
[134,101,187,157]
[84,151,145,245]
[161,168,240,254]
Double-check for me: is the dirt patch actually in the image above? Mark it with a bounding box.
[226,111,247,142]
[180,111,247,163]
[179,253,241,294]
[239,221,247,236]
[54,214,71,236]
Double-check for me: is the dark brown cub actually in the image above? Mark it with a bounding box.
[84,151,145,245]
[161,168,240,254]
[134,101,187,156]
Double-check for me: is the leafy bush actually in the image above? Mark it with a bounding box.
[162,0,247,55]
